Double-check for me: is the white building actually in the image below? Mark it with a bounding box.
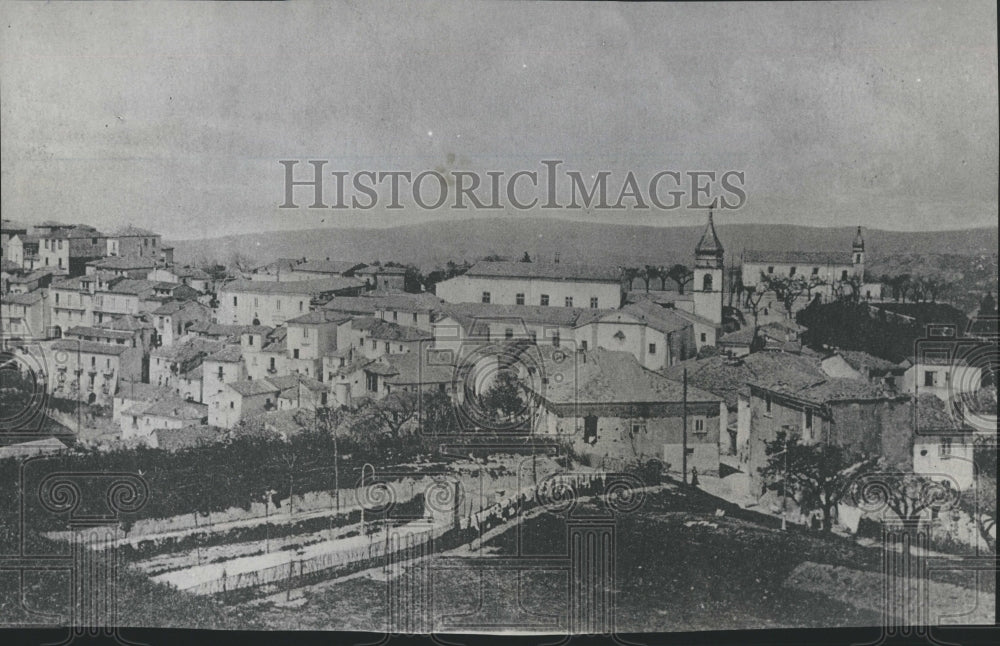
[216,277,364,326]
[435,261,624,310]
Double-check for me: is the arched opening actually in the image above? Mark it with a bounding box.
[702,274,713,292]
[87,392,97,405]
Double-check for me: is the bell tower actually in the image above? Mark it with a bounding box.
[852,225,865,276]
[693,209,724,326]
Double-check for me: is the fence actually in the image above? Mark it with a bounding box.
[179,521,450,598]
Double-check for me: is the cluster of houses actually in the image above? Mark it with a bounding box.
[1,216,993,519]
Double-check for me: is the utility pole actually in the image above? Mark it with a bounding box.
[682,368,688,485]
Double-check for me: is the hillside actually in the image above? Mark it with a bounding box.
[168,218,999,272]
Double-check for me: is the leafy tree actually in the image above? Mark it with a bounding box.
[480,370,525,423]
[364,391,421,438]
[481,254,509,262]
[696,345,721,360]
[520,252,532,263]
[667,264,694,295]
[761,432,875,532]
[743,285,767,334]
[227,251,254,275]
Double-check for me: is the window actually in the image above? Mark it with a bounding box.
[55,293,59,305]
[590,297,599,309]
[630,421,645,435]
[299,301,304,312]
[392,311,398,321]
[805,410,813,429]
[693,418,705,433]
[233,296,238,306]
[940,437,953,456]
[944,371,950,383]
[924,370,936,387]
[269,358,275,371]
[276,299,281,310]
[565,296,573,307]
[516,293,525,305]
[583,416,598,444]
[540,294,549,306]
[700,333,707,343]
[303,328,310,339]
[366,373,378,392]
[229,401,234,409]
[529,330,537,343]
[812,267,819,275]
[767,266,774,274]
[789,267,796,277]
[580,340,588,351]
[841,270,848,281]
[505,328,513,339]
[552,332,560,348]
[293,349,300,359]
[248,335,254,346]
[702,274,713,291]
[648,343,656,354]
[765,394,772,414]
[855,254,861,263]
[412,313,418,324]
[384,342,390,353]
[371,339,377,350]
[482,291,491,304]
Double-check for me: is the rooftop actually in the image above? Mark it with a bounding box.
[829,349,904,374]
[352,316,433,342]
[205,345,244,363]
[533,347,721,405]
[382,349,456,386]
[51,338,131,356]
[228,379,281,397]
[464,260,621,283]
[153,425,222,452]
[292,259,366,275]
[743,250,854,266]
[435,302,608,332]
[65,326,135,340]
[110,225,159,237]
[322,292,444,314]
[285,310,351,325]
[87,256,157,270]
[2,292,44,306]
[219,277,364,295]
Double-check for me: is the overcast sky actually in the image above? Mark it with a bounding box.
[2,1,997,240]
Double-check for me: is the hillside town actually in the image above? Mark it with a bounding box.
[0,214,997,631]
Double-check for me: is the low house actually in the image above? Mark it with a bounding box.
[285,259,367,281]
[911,394,977,491]
[152,300,213,348]
[86,256,157,279]
[1,291,51,340]
[284,310,351,379]
[201,344,247,402]
[901,357,984,404]
[45,338,143,405]
[745,376,912,498]
[241,326,288,381]
[149,336,226,391]
[582,300,698,369]
[119,396,208,445]
[348,316,433,360]
[821,350,906,389]
[216,277,365,326]
[208,379,282,429]
[147,265,211,293]
[0,437,67,459]
[527,348,725,475]
[355,265,406,292]
[270,373,329,410]
[323,292,444,332]
[6,269,54,295]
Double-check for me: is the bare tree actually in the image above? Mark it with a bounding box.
[667,264,694,295]
[760,273,809,321]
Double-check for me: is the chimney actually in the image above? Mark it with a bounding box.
[554,252,560,264]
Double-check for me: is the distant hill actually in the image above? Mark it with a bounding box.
[169,218,999,272]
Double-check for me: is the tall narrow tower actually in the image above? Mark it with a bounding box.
[852,225,865,277]
[693,209,724,326]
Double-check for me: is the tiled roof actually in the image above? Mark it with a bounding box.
[268,373,326,393]
[285,310,350,325]
[87,256,156,270]
[105,279,157,295]
[228,379,280,397]
[152,300,209,316]
[151,336,225,361]
[172,266,211,280]
[719,327,756,346]
[352,317,433,342]
[383,349,455,386]
[663,352,826,409]
[51,339,131,356]
[322,292,443,314]
[832,350,903,374]
[65,326,134,340]
[2,292,44,305]
[533,347,721,405]
[98,314,154,331]
[291,259,366,275]
[110,225,158,237]
[115,381,172,401]
[743,250,853,266]
[600,301,692,334]
[464,261,621,283]
[122,398,207,420]
[205,345,243,363]
[356,265,406,275]
[219,277,364,295]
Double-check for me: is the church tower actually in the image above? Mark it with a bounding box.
[693,209,724,326]
[852,225,865,276]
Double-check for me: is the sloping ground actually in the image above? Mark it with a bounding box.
[0,532,260,629]
[248,483,993,632]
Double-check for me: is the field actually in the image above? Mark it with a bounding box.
[246,482,994,632]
